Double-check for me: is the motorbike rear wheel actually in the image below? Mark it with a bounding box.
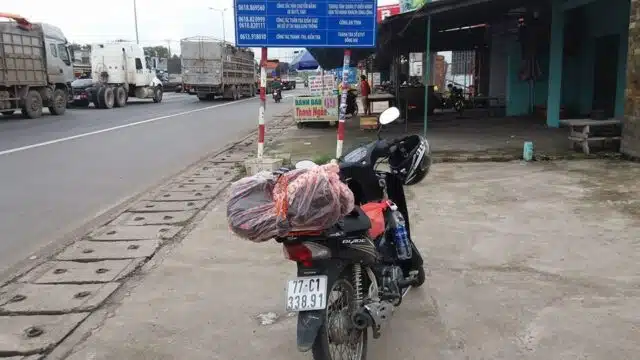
[311,276,367,360]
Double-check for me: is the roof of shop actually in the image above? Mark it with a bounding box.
[309,0,546,69]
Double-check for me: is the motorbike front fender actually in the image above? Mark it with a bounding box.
[296,310,325,351]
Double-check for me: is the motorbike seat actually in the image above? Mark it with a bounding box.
[336,207,371,234]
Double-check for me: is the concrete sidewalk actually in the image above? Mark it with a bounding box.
[55,159,640,360]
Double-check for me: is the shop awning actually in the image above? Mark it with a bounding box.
[306,48,376,71]
[377,0,546,55]
[290,51,320,71]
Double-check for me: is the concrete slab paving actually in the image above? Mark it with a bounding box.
[148,190,220,202]
[111,211,197,226]
[62,160,640,360]
[19,259,144,284]
[0,283,121,315]
[88,225,182,241]
[128,200,208,213]
[55,240,161,261]
[185,164,236,178]
[162,182,225,193]
[211,151,253,163]
[181,176,234,184]
[0,313,88,356]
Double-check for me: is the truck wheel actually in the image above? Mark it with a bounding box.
[96,86,106,109]
[114,86,127,107]
[103,87,115,109]
[197,94,208,101]
[48,89,67,115]
[1,110,15,116]
[23,90,43,119]
[153,87,163,103]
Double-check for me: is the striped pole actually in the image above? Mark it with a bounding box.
[336,49,351,158]
[258,47,267,158]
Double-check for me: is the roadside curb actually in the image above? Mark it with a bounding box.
[0,110,294,359]
[432,151,623,163]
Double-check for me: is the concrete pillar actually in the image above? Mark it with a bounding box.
[621,0,640,157]
[546,0,565,127]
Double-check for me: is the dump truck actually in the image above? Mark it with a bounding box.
[181,37,256,101]
[89,41,163,108]
[0,14,74,118]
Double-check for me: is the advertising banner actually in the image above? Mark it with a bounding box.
[377,4,401,22]
[294,96,339,122]
[308,75,336,95]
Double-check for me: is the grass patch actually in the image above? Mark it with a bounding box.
[312,154,334,165]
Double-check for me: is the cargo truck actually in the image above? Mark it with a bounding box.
[89,41,163,108]
[180,37,256,101]
[0,14,73,118]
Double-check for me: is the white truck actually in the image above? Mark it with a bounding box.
[0,14,74,118]
[90,41,163,108]
[181,37,256,101]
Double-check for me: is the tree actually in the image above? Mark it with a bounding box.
[143,46,170,58]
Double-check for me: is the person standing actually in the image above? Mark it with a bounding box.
[359,75,371,116]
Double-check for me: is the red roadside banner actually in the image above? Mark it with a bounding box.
[377,4,401,22]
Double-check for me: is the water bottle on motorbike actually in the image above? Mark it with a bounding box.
[388,202,412,260]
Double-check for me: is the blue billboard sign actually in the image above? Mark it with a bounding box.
[332,67,357,84]
[234,0,378,48]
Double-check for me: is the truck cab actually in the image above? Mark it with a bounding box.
[41,23,75,88]
[89,42,163,108]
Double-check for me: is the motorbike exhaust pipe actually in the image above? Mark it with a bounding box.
[362,301,395,338]
[352,309,373,330]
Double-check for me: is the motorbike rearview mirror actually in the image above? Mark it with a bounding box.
[295,160,318,169]
[379,107,400,125]
[377,106,400,139]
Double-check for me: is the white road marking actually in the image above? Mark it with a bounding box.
[0,97,265,157]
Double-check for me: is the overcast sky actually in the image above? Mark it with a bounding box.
[6,0,399,60]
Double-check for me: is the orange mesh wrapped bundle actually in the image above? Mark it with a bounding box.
[227,163,354,242]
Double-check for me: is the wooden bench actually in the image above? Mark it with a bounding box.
[560,119,622,155]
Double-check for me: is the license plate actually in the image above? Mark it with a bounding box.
[73,95,82,100]
[285,275,327,312]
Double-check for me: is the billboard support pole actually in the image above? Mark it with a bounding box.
[336,49,351,159]
[423,13,432,137]
[258,47,267,158]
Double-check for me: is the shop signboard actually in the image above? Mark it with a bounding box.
[294,96,339,122]
[377,4,401,22]
[234,0,378,48]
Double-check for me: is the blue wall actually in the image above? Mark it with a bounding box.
[504,0,630,118]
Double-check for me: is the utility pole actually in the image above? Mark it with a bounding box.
[133,0,140,44]
[208,7,228,44]
[165,39,172,56]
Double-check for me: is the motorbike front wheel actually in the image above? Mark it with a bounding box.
[312,276,367,360]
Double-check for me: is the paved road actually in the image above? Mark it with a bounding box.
[0,91,298,277]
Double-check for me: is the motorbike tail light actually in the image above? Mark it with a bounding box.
[283,242,330,266]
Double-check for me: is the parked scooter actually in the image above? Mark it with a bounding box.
[277,107,431,360]
[345,88,358,116]
[273,88,282,103]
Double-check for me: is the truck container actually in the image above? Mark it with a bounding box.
[181,37,256,101]
[0,14,73,118]
[89,41,163,108]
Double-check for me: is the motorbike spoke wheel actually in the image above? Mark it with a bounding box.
[312,278,367,360]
